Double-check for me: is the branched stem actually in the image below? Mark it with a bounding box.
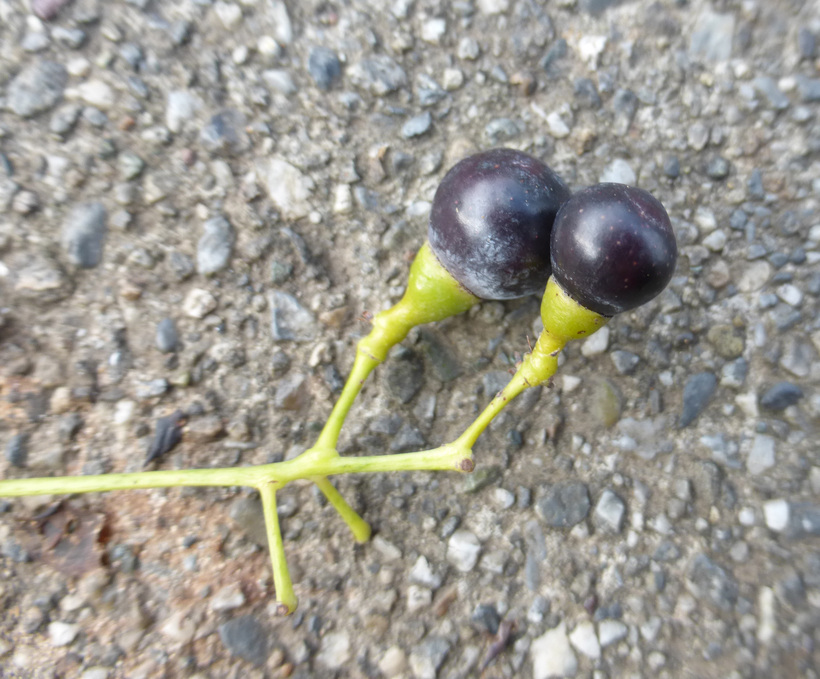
[312,476,372,543]
[258,482,297,615]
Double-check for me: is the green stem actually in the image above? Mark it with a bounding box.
[454,331,565,450]
[0,466,257,498]
[0,446,473,500]
[314,351,380,451]
[312,476,372,543]
[258,482,297,615]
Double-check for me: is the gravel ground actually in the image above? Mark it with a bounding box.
[1,0,819,677]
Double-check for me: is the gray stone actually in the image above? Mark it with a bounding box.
[229,495,267,547]
[537,482,590,528]
[197,216,234,275]
[384,349,424,403]
[754,77,790,110]
[351,55,407,95]
[663,155,680,178]
[747,434,775,476]
[257,158,315,220]
[594,489,626,533]
[679,372,717,428]
[402,111,432,138]
[156,318,178,353]
[688,554,738,611]
[274,373,308,410]
[610,350,640,374]
[599,158,636,185]
[779,338,814,378]
[269,291,317,341]
[798,28,817,59]
[484,117,521,143]
[796,76,820,103]
[689,11,735,62]
[199,110,249,156]
[166,90,202,133]
[389,423,425,452]
[760,382,803,411]
[416,73,447,106]
[5,433,28,467]
[218,616,269,666]
[118,152,144,180]
[308,47,341,90]
[7,60,67,117]
[720,358,748,389]
[61,202,107,268]
[418,329,462,382]
[612,88,638,135]
[705,156,731,180]
[8,253,71,303]
[409,636,450,679]
[574,77,601,108]
[168,252,195,281]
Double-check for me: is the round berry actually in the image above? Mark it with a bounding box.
[550,183,677,317]
[428,148,571,300]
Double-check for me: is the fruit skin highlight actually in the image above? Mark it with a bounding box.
[550,183,678,317]
[428,147,572,300]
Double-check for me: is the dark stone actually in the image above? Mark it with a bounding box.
[798,29,817,59]
[383,349,424,404]
[144,410,187,466]
[688,554,738,611]
[218,616,269,667]
[759,382,803,411]
[610,350,640,374]
[57,413,83,443]
[536,482,590,528]
[308,47,342,90]
[390,423,425,452]
[747,169,764,199]
[663,155,680,179]
[61,202,107,268]
[705,156,731,180]
[199,110,249,156]
[5,433,28,467]
[418,329,462,382]
[573,78,602,108]
[471,603,501,635]
[541,39,568,72]
[679,372,717,428]
[156,318,179,353]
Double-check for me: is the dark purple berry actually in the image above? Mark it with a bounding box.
[428,148,572,300]
[550,183,677,316]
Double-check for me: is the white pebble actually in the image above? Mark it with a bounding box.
[599,158,636,185]
[372,536,402,562]
[763,499,790,532]
[581,326,610,357]
[531,624,577,679]
[446,530,481,572]
[406,585,432,613]
[569,622,601,660]
[48,622,79,647]
[546,111,570,138]
[493,487,515,509]
[562,375,582,393]
[578,35,607,68]
[183,288,218,319]
[702,229,727,252]
[442,67,464,90]
[694,206,718,233]
[421,18,446,44]
[598,620,628,647]
[776,283,802,307]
